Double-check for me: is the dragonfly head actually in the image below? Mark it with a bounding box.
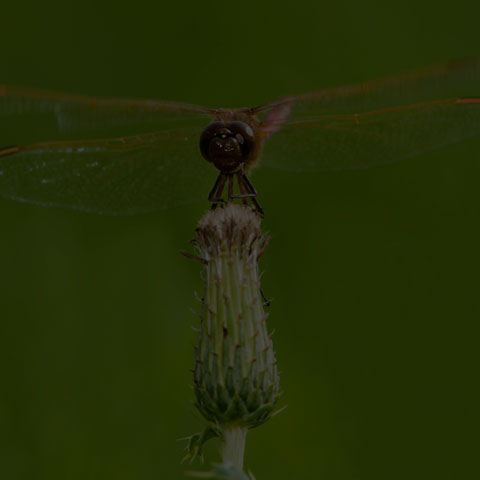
[200,121,256,173]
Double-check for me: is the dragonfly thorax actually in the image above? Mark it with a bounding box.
[200,121,256,173]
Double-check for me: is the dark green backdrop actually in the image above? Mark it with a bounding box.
[1,1,479,479]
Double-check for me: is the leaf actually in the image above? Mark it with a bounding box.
[180,426,220,464]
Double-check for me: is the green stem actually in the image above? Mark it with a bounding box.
[221,426,248,471]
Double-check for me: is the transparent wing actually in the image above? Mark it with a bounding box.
[260,98,480,171]
[0,86,218,214]
[0,129,214,215]
[257,59,480,171]
[0,85,214,143]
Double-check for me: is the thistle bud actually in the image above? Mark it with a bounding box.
[192,204,280,430]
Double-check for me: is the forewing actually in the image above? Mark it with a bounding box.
[258,59,480,171]
[0,85,214,143]
[0,129,214,215]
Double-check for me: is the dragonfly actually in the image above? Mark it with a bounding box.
[0,59,479,216]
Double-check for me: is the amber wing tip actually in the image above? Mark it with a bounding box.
[0,146,21,157]
[456,97,480,104]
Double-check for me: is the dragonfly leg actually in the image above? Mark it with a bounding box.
[208,170,264,217]
[233,171,254,206]
[208,173,227,210]
[238,171,264,217]
[227,174,234,202]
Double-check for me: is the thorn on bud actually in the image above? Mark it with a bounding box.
[181,250,208,265]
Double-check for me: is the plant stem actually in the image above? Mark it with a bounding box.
[221,426,248,471]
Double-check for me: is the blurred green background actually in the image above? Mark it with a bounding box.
[1,0,479,478]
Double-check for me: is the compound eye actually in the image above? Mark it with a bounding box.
[226,121,256,158]
[200,121,225,161]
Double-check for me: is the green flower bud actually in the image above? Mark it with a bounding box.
[192,204,280,430]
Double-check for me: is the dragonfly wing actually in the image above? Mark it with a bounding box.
[260,98,480,171]
[0,85,214,142]
[0,129,214,215]
[257,59,480,171]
